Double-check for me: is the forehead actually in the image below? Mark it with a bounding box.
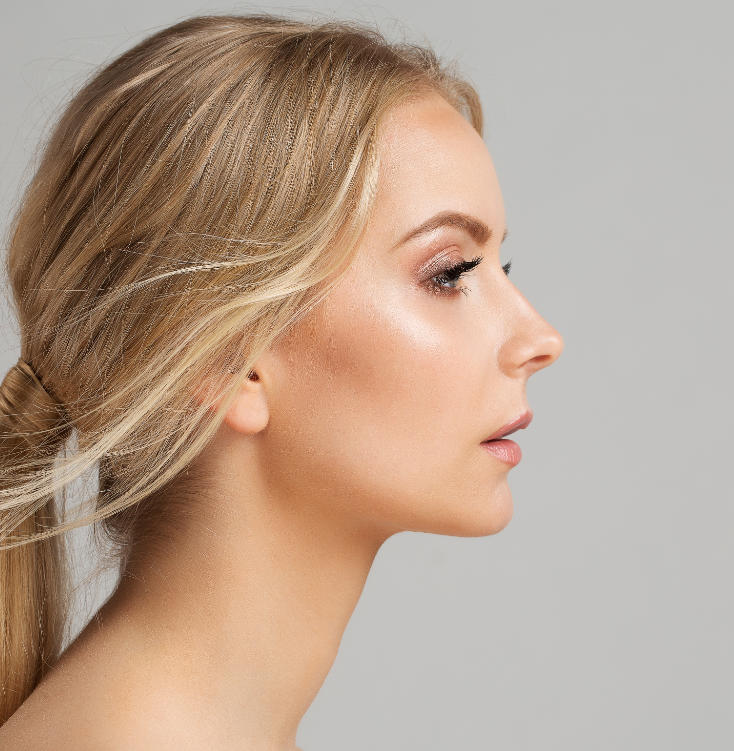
[371,93,506,238]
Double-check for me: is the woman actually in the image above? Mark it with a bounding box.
[0,12,563,749]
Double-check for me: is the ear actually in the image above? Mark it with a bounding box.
[221,368,269,436]
[192,367,269,436]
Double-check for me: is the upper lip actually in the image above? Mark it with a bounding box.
[482,409,533,441]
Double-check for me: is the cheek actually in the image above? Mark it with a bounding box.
[315,275,472,447]
[264,273,499,525]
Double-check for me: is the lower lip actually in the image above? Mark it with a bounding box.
[480,439,522,465]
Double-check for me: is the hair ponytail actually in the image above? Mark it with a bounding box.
[0,359,73,724]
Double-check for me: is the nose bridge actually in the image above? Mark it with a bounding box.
[497,282,564,377]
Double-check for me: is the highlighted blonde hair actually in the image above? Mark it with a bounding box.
[0,12,482,724]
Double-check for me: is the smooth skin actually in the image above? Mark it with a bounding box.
[0,92,563,750]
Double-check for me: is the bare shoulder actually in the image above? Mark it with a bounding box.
[2,677,308,751]
[1,614,308,751]
[0,622,193,750]
[0,658,136,750]
[0,661,201,750]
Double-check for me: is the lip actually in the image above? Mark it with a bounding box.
[481,409,533,442]
[480,439,522,465]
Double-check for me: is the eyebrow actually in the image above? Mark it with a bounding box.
[390,210,509,250]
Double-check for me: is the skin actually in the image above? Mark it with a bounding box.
[0,92,563,749]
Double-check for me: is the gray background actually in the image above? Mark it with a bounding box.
[1,1,731,749]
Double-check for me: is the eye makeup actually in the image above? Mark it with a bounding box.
[424,255,512,298]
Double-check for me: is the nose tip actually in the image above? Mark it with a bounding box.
[515,324,564,378]
[497,282,566,377]
[530,327,564,374]
[546,328,564,364]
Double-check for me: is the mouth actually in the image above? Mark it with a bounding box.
[481,409,533,442]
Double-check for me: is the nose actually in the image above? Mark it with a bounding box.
[498,290,564,378]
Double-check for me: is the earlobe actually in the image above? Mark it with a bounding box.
[222,368,269,436]
[194,368,268,436]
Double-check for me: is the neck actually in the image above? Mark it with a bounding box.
[79,479,393,750]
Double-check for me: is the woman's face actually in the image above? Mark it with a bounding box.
[254,92,564,539]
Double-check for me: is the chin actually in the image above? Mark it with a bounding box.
[450,499,514,538]
[404,489,514,538]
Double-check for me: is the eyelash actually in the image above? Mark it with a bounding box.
[427,256,512,297]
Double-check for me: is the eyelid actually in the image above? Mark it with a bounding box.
[416,246,464,278]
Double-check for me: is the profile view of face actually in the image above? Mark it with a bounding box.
[246,92,564,540]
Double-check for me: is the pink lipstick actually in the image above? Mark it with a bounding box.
[480,409,532,466]
[480,439,522,465]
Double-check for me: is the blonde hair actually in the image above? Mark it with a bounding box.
[0,12,483,724]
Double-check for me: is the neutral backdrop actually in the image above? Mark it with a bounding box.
[1,2,731,749]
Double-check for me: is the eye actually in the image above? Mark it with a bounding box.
[426,256,512,297]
